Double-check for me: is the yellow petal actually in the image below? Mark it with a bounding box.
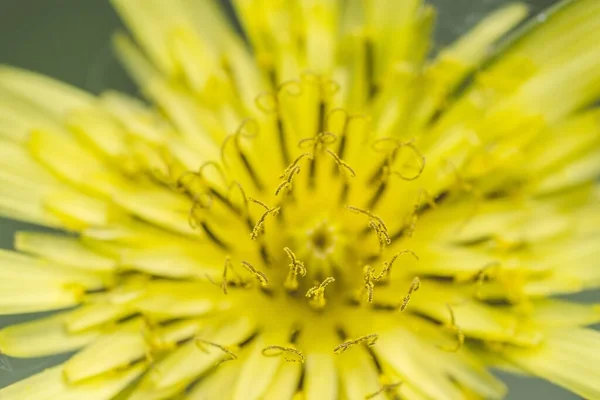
[0,363,144,400]
[0,313,99,358]
[501,328,600,399]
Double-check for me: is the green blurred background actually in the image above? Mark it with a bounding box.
[0,0,588,398]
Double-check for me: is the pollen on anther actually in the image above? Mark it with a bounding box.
[399,277,421,312]
[305,277,335,309]
[333,333,378,355]
[262,345,305,363]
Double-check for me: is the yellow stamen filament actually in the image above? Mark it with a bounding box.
[228,181,251,217]
[347,206,391,248]
[405,190,437,238]
[390,143,426,181]
[365,381,403,399]
[275,166,300,196]
[334,333,378,355]
[438,304,465,352]
[399,277,421,312]
[221,256,232,294]
[196,339,239,366]
[262,345,305,363]
[279,153,313,179]
[240,261,269,288]
[249,198,280,240]
[283,247,307,291]
[363,265,376,303]
[305,277,335,309]
[325,149,356,177]
[375,251,419,282]
[298,132,338,151]
[372,139,426,182]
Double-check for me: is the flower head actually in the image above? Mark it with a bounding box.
[1,0,600,399]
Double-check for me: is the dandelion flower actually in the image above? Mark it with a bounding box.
[1,0,600,399]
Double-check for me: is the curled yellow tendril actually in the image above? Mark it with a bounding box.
[334,333,378,354]
[347,206,391,249]
[399,277,421,312]
[283,247,307,291]
[249,198,281,240]
[262,345,305,363]
[195,339,238,366]
[438,304,465,352]
[305,277,336,309]
[298,131,338,151]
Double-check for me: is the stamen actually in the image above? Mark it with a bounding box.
[348,206,391,249]
[438,304,465,352]
[333,333,378,354]
[389,142,426,181]
[325,149,356,177]
[240,261,269,288]
[249,198,280,240]
[399,277,421,312]
[365,381,403,399]
[262,345,305,363]
[275,166,300,196]
[283,247,307,291]
[221,256,233,294]
[404,189,436,238]
[347,206,389,233]
[221,119,264,191]
[298,132,338,151]
[305,277,336,309]
[227,181,254,230]
[363,265,376,303]
[368,220,392,249]
[255,92,278,114]
[376,251,419,282]
[196,339,238,366]
[371,138,426,182]
[280,153,313,179]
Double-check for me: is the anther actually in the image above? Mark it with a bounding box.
[325,149,356,177]
[363,265,376,303]
[262,345,305,363]
[276,166,300,196]
[333,333,378,354]
[240,261,269,288]
[375,250,419,282]
[399,277,421,312]
[283,247,307,291]
[349,205,392,250]
[249,198,280,240]
[305,277,335,309]
[196,339,238,366]
[298,132,338,151]
[438,304,465,352]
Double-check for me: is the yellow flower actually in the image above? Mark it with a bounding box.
[1,0,600,398]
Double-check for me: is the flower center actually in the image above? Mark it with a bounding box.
[172,74,428,320]
[308,223,334,255]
